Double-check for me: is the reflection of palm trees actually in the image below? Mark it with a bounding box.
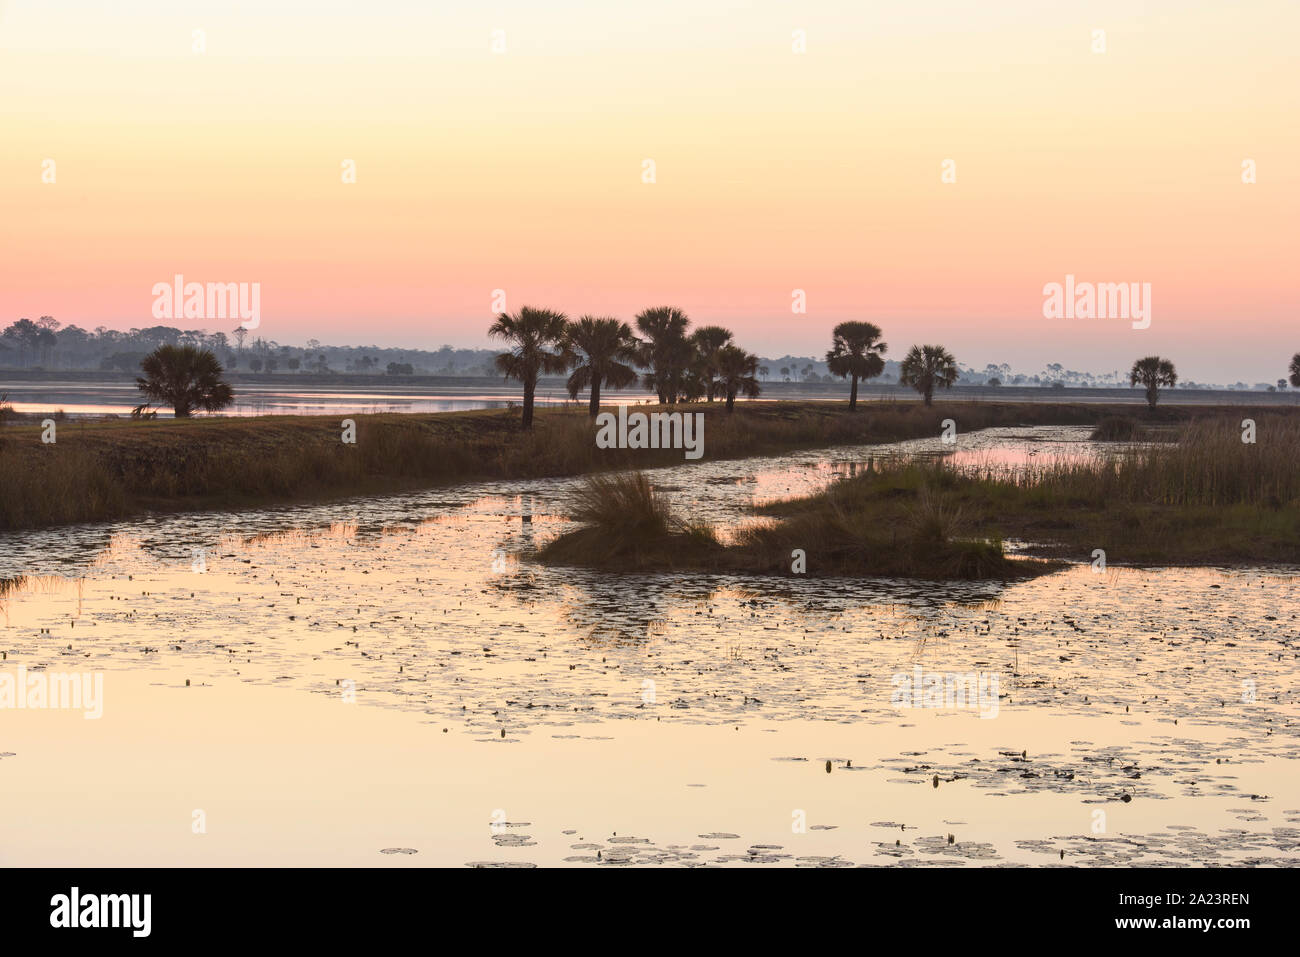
[518,495,537,548]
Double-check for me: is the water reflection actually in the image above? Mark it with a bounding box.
[1,426,1298,865]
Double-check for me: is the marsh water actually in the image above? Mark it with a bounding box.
[2,426,1297,866]
[0,379,655,417]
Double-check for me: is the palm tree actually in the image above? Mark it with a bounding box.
[715,345,761,411]
[134,345,234,417]
[899,344,959,406]
[825,321,887,411]
[564,316,639,418]
[689,325,733,401]
[488,306,570,428]
[1129,356,1177,410]
[634,306,692,404]
[1288,353,1300,389]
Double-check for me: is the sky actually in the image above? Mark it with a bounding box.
[2,0,1297,382]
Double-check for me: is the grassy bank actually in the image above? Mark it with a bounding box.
[758,413,1300,567]
[0,399,1280,532]
[536,412,1300,577]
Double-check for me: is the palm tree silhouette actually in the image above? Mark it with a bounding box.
[899,344,959,406]
[1288,353,1300,389]
[135,345,234,417]
[488,306,570,428]
[564,316,640,418]
[715,345,761,411]
[1129,356,1177,410]
[689,325,734,401]
[825,321,887,411]
[634,306,692,404]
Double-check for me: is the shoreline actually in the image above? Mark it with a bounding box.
[1,399,1294,537]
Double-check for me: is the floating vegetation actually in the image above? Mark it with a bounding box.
[3,425,1297,866]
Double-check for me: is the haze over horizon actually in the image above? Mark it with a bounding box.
[3,0,1297,382]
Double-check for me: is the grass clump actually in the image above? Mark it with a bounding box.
[0,393,19,424]
[537,472,723,569]
[1090,415,1140,441]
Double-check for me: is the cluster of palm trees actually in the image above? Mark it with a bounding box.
[489,311,1300,424]
[824,321,960,409]
[489,310,969,426]
[488,306,762,427]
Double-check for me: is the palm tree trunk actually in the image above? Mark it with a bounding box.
[726,390,735,412]
[924,384,934,406]
[1147,385,1158,410]
[849,375,859,411]
[522,379,536,428]
[588,378,601,418]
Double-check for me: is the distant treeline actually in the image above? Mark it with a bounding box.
[0,317,1282,391]
[0,318,502,377]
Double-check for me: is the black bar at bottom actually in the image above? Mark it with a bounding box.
[0,866,1275,943]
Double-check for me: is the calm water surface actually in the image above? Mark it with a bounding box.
[2,426,1297,866]
[0,380,654,417]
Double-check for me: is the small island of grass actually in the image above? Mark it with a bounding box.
[535,472,1058,581]
[536,413,1300,579]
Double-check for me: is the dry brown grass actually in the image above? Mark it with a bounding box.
[0,399,1275,532]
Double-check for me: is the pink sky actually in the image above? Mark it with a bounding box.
[2,1,1297,380]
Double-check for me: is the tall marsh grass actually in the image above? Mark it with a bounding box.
[773,413,1300,564]
[0,402,1289,533]
[0,400,1116,531]
[980,416,1300,508]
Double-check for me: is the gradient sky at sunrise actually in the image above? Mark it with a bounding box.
[2,0,1297,381]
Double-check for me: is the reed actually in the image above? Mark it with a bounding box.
[0,401,1287,533]
[760,413,1300,564]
